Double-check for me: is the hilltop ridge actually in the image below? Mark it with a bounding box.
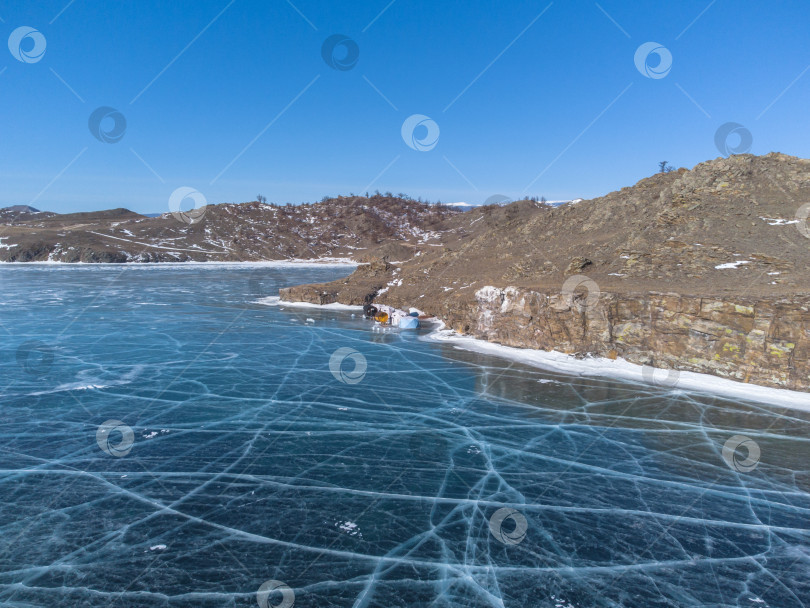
[286,153,810,306]
[0,195,460,263]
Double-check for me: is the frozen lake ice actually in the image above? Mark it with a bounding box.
[1,264,809,607]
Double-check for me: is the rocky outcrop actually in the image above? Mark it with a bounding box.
[278,274,810,390]
[275,153,810,392]
[433,286,809,391]
[280,258,392,305]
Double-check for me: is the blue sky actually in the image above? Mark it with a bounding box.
[1,0,808,214]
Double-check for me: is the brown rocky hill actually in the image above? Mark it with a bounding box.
[443,151,810,298]
[280,153,810,392]
[0,196,460,263]
[287,153,810,307]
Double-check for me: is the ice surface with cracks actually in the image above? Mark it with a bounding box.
[0,265,809,607]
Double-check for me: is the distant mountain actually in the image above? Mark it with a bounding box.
[0,197,461,263]
[444,200,579,210]
[445,202,474,211]
[543,199,583,207]
[2,205,40,213]
[0,205,56,224]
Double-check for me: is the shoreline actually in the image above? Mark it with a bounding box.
[0,258,358,268]
[273,298,810,410]
[422,322,810,411]
[257,296,363,311]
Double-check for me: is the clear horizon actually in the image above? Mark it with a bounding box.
[2,0,808,214]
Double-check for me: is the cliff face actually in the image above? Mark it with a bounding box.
[281,278,809,391]
[278,153,810,392]
[441,286,808,391]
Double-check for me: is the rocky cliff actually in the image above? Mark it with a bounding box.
[454,286,808,391]
[280,153,810,392]
[280,279,810,391]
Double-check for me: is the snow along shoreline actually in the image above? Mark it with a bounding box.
[422,321,810,411]
[267,298,810,410]
[257,296,363,311]
[0,258,358,268]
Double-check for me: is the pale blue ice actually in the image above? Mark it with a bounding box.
[1,265,808,607]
